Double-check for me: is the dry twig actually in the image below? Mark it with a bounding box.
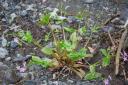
[115,19,128,75]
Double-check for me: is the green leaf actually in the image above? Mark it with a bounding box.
[100,49,111,67]
[70,32,78,49]
[75,12,83,20]
[100,49,108,57]
[91,25,100,33]
[50,8,58,19]
[41,46,53,55]
[85,72,101,80]
[44,32,51,42]
[102,56,110,67]
[29,56,53,68]
[22,31,33,43]
[79,26,87,35]
[39,14,50,25]
[89,65,96,73]
[68,48,87,61]
[64,27,76,33]
[85,65,102,80]
[58,40,73,52]
[18,30,25,38]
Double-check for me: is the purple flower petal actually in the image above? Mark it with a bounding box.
[121,50,128,61]
[16,62,27,72]
[104,79,110,85]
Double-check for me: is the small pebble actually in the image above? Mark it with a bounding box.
[24,80,38,85]
[10,40,18,48]
[0,47,8,59]
[5,57,11,61]
[0,63,9,70]
[1,37,7,47]
[20,10,28,16]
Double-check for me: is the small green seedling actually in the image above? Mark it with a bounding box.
[91,25,100,33]
[100,48,111,67]
[38,13,50,25]
[85,64,102,80]
[78,26,87,36]
[18,30,33,43]
[44,32,51,42]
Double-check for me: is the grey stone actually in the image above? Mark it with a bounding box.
[5,57,11,61]
[18,72,28,78]
[83,0,95,4]
[67,79,74,84]
[1,37,7,47]
[20,10,28,16]
[4,70,22,84]
[0,47,8,59]
[0,62,9,70]
[10,40,18,48]
[24,80,38,85]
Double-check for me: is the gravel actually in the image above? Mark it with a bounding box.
[0,47,8,59]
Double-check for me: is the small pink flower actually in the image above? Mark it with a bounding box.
[16,62,27,72]
[16,66,26,72]
[104,79,109,85]
[104,75,112,85]
[121,50,128,61]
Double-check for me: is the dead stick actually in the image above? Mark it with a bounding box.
[115,28,127,75]
[108,31,116,47]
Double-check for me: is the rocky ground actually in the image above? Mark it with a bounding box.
[0,0,128,85]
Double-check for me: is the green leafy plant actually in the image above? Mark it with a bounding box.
[85,64,102,80]
[78,26,87,36]
[100,48,111,67]
[29,56,53,68]
[44,32,51,42]
[91,25,100,33]
[64,27,76,33]
[38,8,66,26]
[18,30,33,43]
[38,13,50,25]
[68,48,87,61]
[39,31,93,78]
[29,10,104,79]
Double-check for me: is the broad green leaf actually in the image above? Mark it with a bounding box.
[85,65,101,80]
[18,30,25,37]
[70,32,78,49]
[100,49,108,57]
[64,27,76,33]
[39,14,50,25]
[58,40,73,52]
[102,57,110,67]
[100,49,111,67]
[41,46,53,55]
[84,72,101,80]
[75,12,83,20]
[29,56,53,68]
[22,31,33,43]
[68,48,87,61]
